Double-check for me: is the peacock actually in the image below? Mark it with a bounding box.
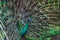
[0,0,60,40]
